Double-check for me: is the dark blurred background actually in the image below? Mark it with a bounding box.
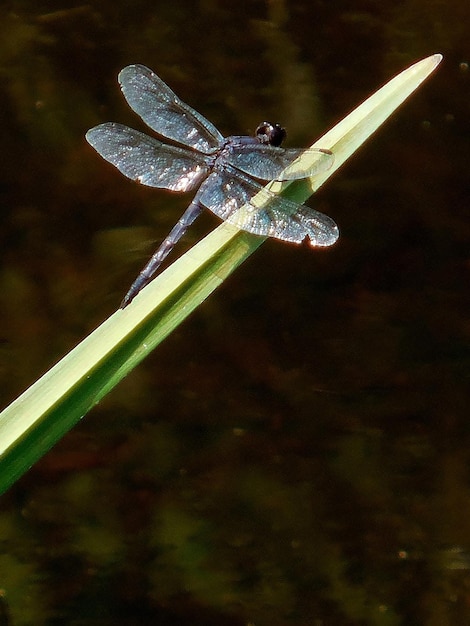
[0,1,469,625]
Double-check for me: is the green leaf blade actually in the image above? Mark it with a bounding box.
[0,54,442,493]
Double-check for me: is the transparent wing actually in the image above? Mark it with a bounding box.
[197,170,339,247]
[227,145,334,181]
[86,123,210,191]
[118,65,224,153]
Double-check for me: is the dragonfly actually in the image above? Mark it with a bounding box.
[86,65,339,308]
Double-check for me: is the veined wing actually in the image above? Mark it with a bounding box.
[118,65,224,153]
[226,145,334,181]
[86,123,210,191]
[197,170,339,247]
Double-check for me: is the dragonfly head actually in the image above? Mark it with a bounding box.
[255,122,286,147]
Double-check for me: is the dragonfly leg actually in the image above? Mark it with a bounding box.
[120,200,204,308]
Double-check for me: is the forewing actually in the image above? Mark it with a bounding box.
[86,123,210,191]
[198,170,339,246]
[227,145,334,181]
[118,65,224,153]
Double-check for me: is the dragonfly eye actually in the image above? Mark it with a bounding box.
[255,122,286,147]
